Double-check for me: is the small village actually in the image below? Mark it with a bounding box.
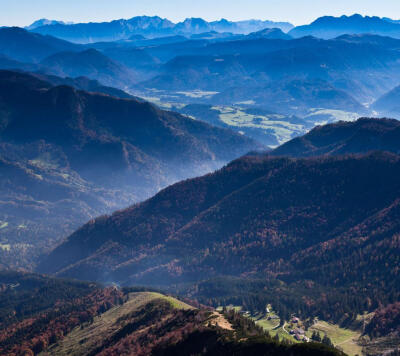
[261,307,311,343]
[286,316,310,342]
[231,304,336,347]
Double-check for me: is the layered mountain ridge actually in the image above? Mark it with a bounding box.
[0,70,259,269]
[1,9,400,356]
[29,16,294,43]
[38,119,400,323]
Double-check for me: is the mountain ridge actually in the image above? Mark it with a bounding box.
[29,16,294,43]
[0,27,81,62]
[40,48,138,88]
[290,14,400,39]
[0,70,260,270]
[271,117,400,157]
[38,120,400,325]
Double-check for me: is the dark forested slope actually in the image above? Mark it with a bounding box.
[38,118,400,321]
[39,155,400,314]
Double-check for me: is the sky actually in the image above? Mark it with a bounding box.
[1,0,400,27]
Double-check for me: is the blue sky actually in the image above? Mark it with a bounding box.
[1,0,400,27]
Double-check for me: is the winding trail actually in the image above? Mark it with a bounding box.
[271,322,280,330]
[282,322,289,334]
[336,337,355,346]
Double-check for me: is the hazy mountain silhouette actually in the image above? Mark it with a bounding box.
[246,28,292,40]
[372,85,400,118]
[0,27,80,63]
[40,48,138,88]
[31,16,176,43]
[30,72,135,99]
[29,16,293,43]
[290,14,400,39]
[141,34,400,103]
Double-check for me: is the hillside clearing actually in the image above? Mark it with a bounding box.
[43,292,193,356]
[208,311,234,330]
[307,320,363,356]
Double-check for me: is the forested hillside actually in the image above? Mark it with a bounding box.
[0,70,259,270]
[0,271,342,356]
[40,120,400,323]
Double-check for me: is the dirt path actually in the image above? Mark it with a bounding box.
[271,321,280,330]
[209,311,234,330]
[336,337,356,346]
[282,322,289,334]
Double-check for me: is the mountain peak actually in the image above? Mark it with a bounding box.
[175,18,211,34]
[247,27,292,39]
[26,18,68,30]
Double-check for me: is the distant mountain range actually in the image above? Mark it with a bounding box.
[38,119,400,326]
[289,14,400,39]
[0,70,259,270]
[28,16,294,43]
[24,14,400,45]
[141,33,400,105]
[2,26,400,110]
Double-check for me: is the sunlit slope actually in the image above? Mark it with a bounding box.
[44,292,193,356]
